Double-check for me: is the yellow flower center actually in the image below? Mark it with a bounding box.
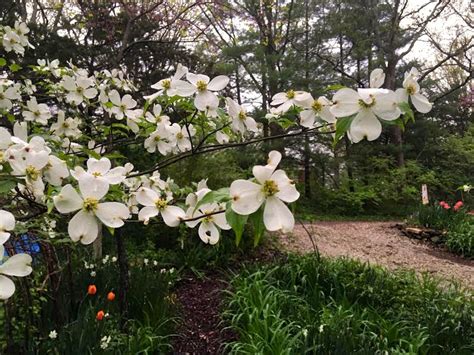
[406,85,416,95]
[262,180,279,196]
[358,96,376,109]
[76,87,84,94]
[92,171,102,177]
[25,165,40,181]
[238,111,246,121]
[154,135,161,142]
[162,79,171,90]
[196,80,207,92]
[176,132,184,139]
[120,104,127,112]
[83,197,99,212]
[286,90,295,99]
[311,100,322,112]
[155,198,167,210]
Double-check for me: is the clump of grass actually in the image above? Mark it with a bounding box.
[224,254,474,354]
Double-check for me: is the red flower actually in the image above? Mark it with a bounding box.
[443,204,451,210]
[439,201,447,207]
[87,285,97,295]
[454,201,464,211]
[96,310,105,321]
[107,292,116,301]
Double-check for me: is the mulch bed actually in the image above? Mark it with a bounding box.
[172,273,237,354]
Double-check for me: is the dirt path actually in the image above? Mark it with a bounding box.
[279,221,474,288]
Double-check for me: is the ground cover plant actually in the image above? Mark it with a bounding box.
[225,254,474,354]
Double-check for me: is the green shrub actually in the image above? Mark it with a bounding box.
[417,203,468,230]
[446,222,474,259]
[224,254,474,354]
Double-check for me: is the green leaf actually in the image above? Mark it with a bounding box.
[249,207,265,247]
[333,115,354,145]
[325,84,347,91]
[194,188,231,213]
[0,58,6,67]
[9,63,21,72]
[398,102,415,123]
[0,179,16,195]
[277,117,296,130]
[225,202,248,246]
[382,117,405,131]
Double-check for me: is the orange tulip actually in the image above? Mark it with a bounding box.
[88,285,97,295]
[107,292,116,301]
[96,310,105,321]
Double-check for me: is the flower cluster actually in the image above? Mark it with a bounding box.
[0,22,434,299]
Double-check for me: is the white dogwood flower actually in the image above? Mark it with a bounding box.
[61,75,98,105]
[299,96,335,128]
[0,84,21,111]
[330,88,401,142]
[109,90,137,120]
[370,68,385,88]
[230,151,299,232]
[135,187,185,226]
[144,124,174,155]
[22,97,51,125]
[271,90,312,113]
[226,98,258,134]
[186,202,230,245]
[179,73,229,111]
[144,104,170,125]
[53,182,130,244]
[396,68,432,113]
[146,63,189,100]
[50,111,81,138]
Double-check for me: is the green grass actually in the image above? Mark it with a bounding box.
[224,254,474,354]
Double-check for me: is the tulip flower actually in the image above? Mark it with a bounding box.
[88,285,97,295]
[107,292,115,301]
[96,310,105,321]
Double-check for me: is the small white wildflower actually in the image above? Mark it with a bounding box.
[153,260,158,266]
[111,256,117,262]
[90,271,96,277]
[143,258,149,266]
[319,324,325,333]
[49,330,58,339]
[302,328,308,337]
[160,268,167,274]
[100,335,111,349]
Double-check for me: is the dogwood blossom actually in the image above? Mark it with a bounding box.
[230,151,299,232]
[22,97,51,125]
[179,73,229,111]
[144,124,175,155]
[135,187,185,226]
[0,83,21,110]
[299,96,336,128]
[53,181,130,244]
[226,98,258,134]
[271,90,312,113]
[370,68,385,88]
[50,111,81,138]
[61,75,98,105]
[330,88,401,142]
[145,104,170,125]
[146,63,188,100]
[396,68,432,113]
[186,202,230,244]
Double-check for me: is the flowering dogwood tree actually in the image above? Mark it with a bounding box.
[0,22,432,300]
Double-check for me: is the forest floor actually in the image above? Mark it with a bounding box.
[279,221,474,288]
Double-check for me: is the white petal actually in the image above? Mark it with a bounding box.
[68,211,99,245]
[186,73,209,86]
[174,80,196,97]
[272,170,300,203]
[370,68,385,88]
[104,167,126,184]
[96,202,129,228]
[395,88,409,103]
[213,212,231,230]
[207,75,229,91]
[136,187,159,207]
[87,157,111,175]
[330,88,360,117]
[300,110,315,128]
[0,232,10,245]
[0,275,15,300]
[0,253,32,276]
[53,184,83,214]
[411,93,432,113]
[263,196,294,232]
[349,110,382,143]
[198,222,220,244]
[161,206,185,227]
[253,166,274,184]
[78,176,109,200]
[267,151,282,168]
[230,180,265,215]
[194,91,219,111]
[0,210,15,232]
[138,206,159,224]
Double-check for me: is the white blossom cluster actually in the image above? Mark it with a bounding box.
[0,22,433,300]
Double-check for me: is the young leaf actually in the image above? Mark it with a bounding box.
[399,101,415,123]
[225,202,248,246]
[249,206,265,247]
[193,188,230,213]
[0,179,17,195]
[333,115,354,145]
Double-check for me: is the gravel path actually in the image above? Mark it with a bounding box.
[279,221,474,288]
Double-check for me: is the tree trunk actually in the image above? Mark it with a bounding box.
[115,228,130,331]
[304,133,311,198]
